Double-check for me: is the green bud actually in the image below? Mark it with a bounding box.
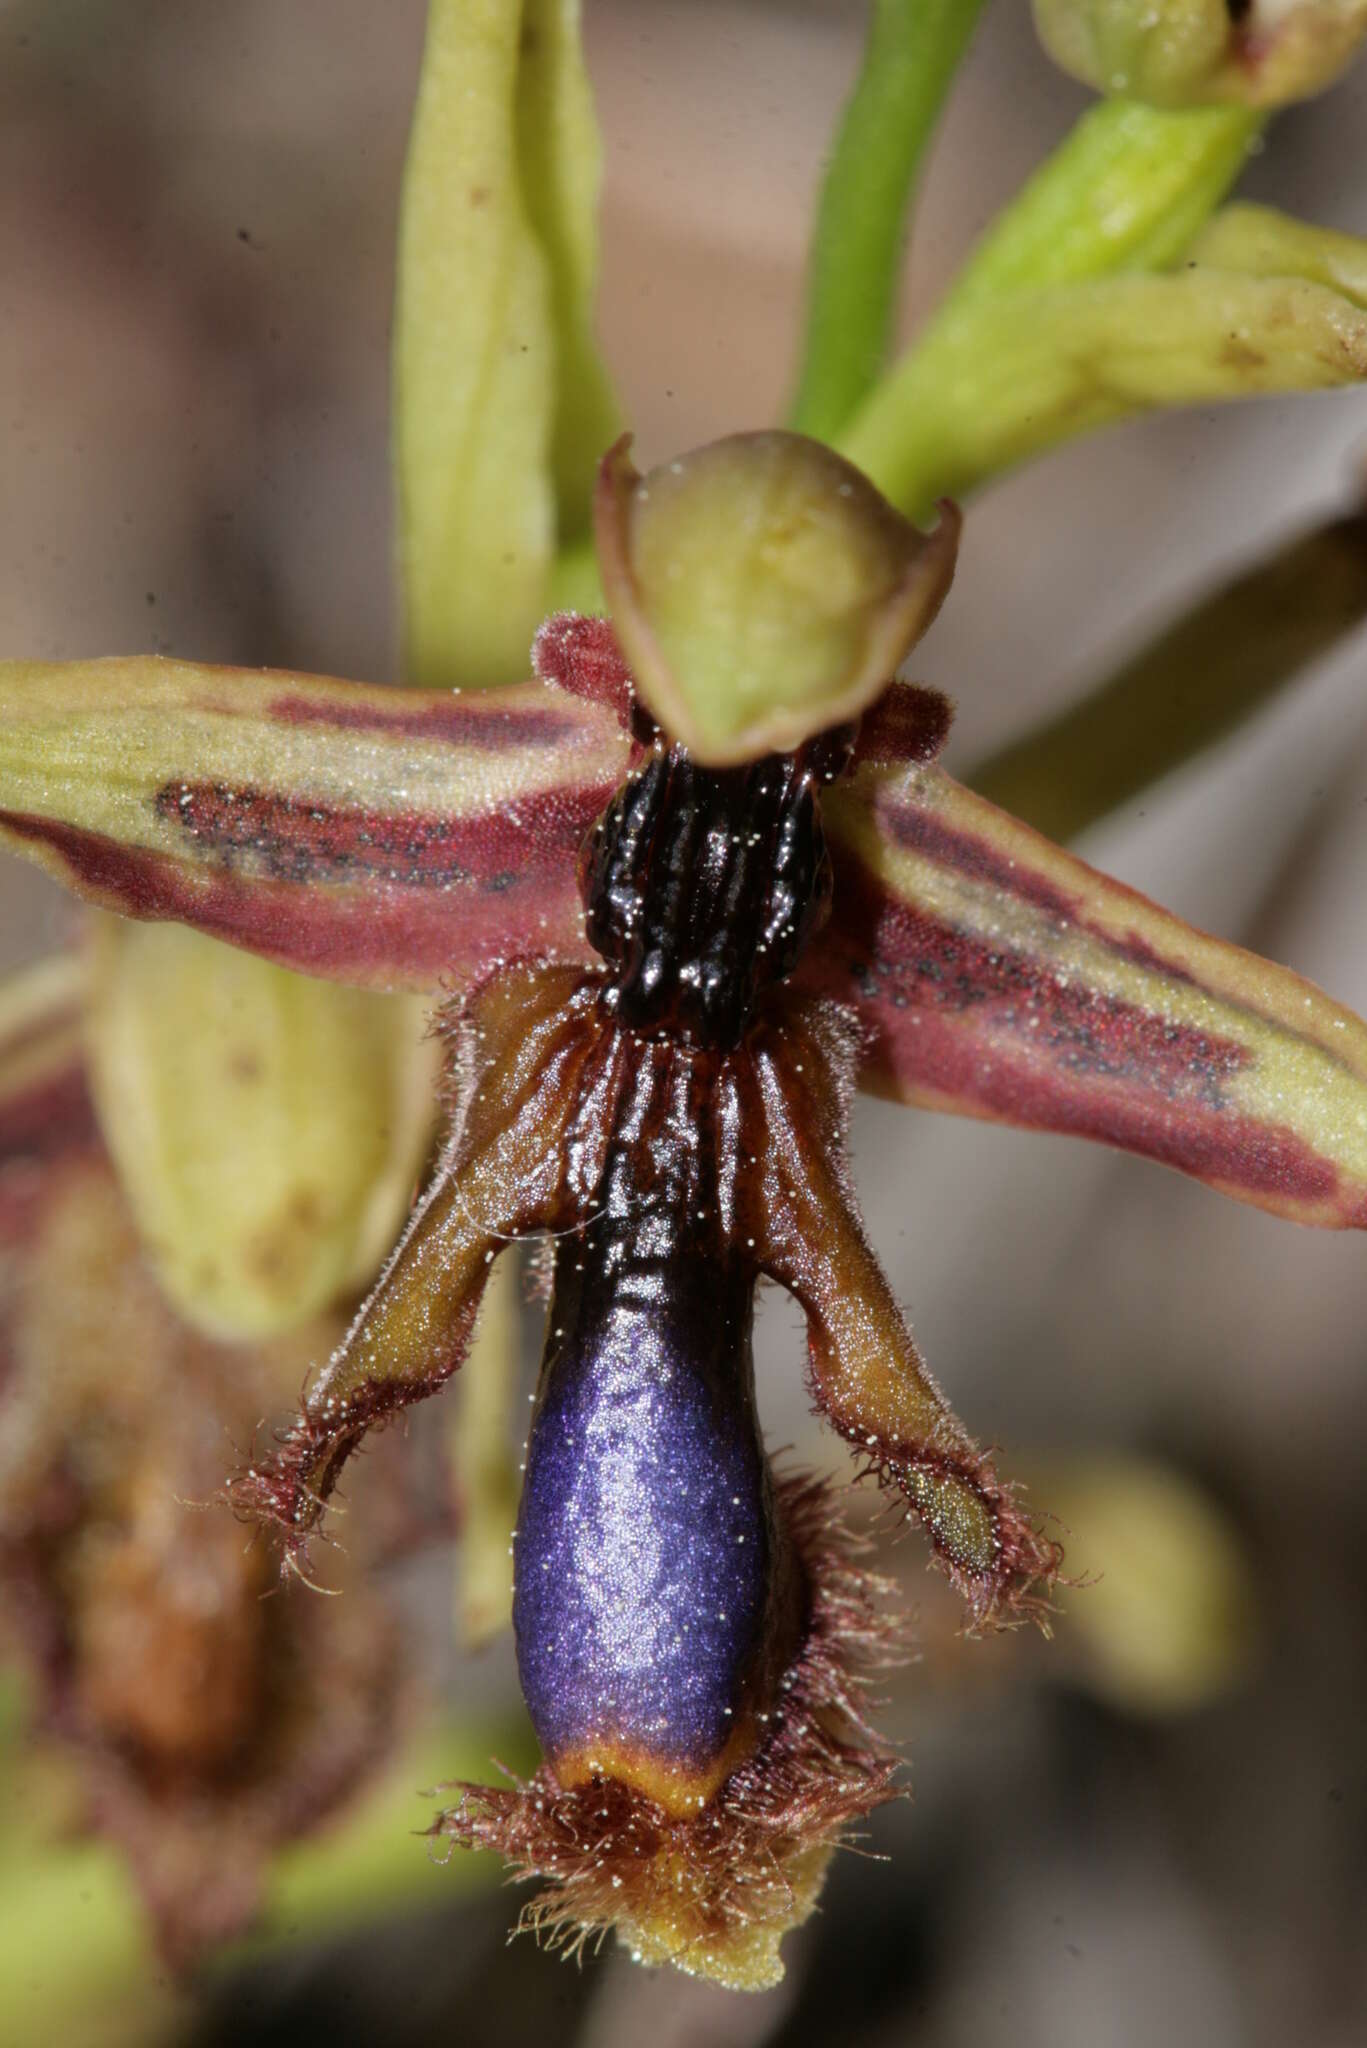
[1034,0,1367,107]
[84,919,439,1341]
[594,432,959,765]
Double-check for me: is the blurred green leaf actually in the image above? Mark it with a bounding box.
[970,504,1367,841]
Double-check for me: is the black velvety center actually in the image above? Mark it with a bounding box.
[578,738,843,1045]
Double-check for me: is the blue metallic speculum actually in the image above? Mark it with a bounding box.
[514,1203,777,1810]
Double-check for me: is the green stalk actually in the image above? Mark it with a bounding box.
[788,0,990,443]
[837,98,1263,515]
[939,98,1261,310]
[839,262,1367,518]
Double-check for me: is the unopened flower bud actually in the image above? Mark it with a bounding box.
[1033,0,1367,107]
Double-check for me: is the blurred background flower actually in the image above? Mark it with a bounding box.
[1,2,1365,2044]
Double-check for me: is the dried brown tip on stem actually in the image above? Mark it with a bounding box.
[430,1473,907,1992]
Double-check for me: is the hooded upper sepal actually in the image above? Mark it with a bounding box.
[595,433,959,765]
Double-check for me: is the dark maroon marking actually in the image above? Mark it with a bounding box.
[806,874,1345,1214]
[874,787,1310,1020]
[826,886,1248,1105]
[151,780,611,893]
[1109,926,1199,988]
[532,614,635,730]
[0,812,598,985]
[267,689,603,754]
[875,796,1082,925]
[853,684,954,768]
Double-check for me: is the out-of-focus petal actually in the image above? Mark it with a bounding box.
[514,0,621,546]
[1036,1455,1258,1715]
[83,919,440,1341]
[0,955,97,1254]
[0,1160,409,1969]
[812,759,1367,1228]
[394,0,618,687]
[0,657,629,989]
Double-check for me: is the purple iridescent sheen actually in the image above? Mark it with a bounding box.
[513,1235,773,1779]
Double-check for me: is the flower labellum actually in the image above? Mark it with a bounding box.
[0,1143,407,1965]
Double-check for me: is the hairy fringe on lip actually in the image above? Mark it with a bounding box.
[428,1470,908,1992]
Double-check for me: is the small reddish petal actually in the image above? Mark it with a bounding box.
[532,613,635,728]
[745,998,1061,1630]
[853,682,954,767]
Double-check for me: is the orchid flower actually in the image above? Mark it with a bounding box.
[3,0,1367,1996]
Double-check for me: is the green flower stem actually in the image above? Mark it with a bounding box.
[834,100,1261,514]
[787,0,991,442]
[938,99,1261,311]
[969,505,1367,842]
